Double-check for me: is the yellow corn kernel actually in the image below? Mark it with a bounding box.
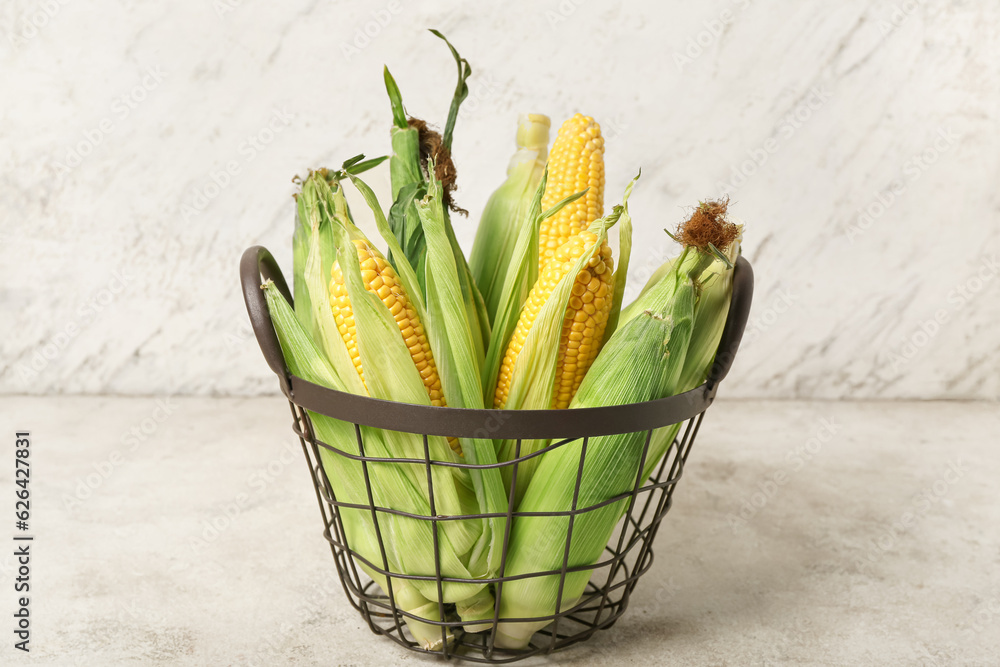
[494,231,615,409]
[538,114,605,271]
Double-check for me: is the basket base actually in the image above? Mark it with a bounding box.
[353,542,654,663]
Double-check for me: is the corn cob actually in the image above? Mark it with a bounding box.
[619,200,743,488]
[411,171,512,630]
[495,274,698,649]
[329,236,464,456]
[538,114,605,271]
[293,163,386,345]
[494,231,614,409]
[330,239,444,406]
[489,179,637,505]
[335,168,509,631]
[319,175,509,633]
[263,280,463,650]
[491,201,743,647]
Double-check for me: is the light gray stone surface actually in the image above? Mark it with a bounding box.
[3,0,1000,399]
[2,396,997,665]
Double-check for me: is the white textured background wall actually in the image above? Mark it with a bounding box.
[1,0,998,399]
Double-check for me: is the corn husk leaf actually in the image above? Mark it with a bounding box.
[677,228,742,391]
[262,281,455,649]
[383,46,491,362]
[326,199,486,564]
[494,276,698,649]
[445,212,491,368]
[348,173,426,318]
[601,171,639,343]
[292,176,335,341]
[501,212,612,413]
[640,264,742,484]
[387,54,505,620]
[470,114,549,322]
[428,29,471,152]
[622,228,743,484]
[298,175,367,395]
[413,173,509,582]
[387,125,428,288]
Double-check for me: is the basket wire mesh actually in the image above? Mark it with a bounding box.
[241,245,753,662]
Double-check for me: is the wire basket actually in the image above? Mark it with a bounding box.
[240,245,753,662]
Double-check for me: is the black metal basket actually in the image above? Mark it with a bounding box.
[240,245,754,662]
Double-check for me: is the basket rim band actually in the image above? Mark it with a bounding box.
[287,373,713,438]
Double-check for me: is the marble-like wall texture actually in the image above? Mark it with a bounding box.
[2,0,998,399]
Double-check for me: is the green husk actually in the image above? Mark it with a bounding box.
[292,176,335,341]
[326,186,490,585]
[386,107,428,286]
[494,275,699,649]
[287,163,518,636]
[413,173,509,566]
[479,170,545,405]
[262,281,452,650]
[620,215,743,484]
[470,114,550,323]
[493,214,609,502]
[298,174,366,395]
[383,33,491,365]
[445,211,491,369]
[600,171,638,343]
[270,274,482,594]
[292,159,386,342]
[479,171,590,407]
[677,231,742,391]
[428,29,471,152]
[493,201,743,647]
[408,172,511,630]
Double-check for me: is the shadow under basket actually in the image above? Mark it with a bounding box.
[241,245,754,662]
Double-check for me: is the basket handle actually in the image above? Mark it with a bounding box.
[704,254,754,395]
[240,245,294,393]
